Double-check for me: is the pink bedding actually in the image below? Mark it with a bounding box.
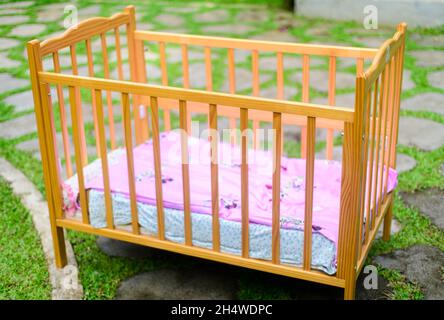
[76,131,397,246]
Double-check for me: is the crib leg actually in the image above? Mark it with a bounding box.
[51,226,68,268]
[344,277,357,300]
[382,203,393,242]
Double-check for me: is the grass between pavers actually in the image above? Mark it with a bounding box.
[0,176,52,299]
[0,0,443,299]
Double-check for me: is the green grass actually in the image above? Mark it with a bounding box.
[0,177,52,299]
[0,0,443,300]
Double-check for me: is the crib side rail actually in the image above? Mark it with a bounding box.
[132,29,379,159]
[336,23,407,299]
[33,65,354,288]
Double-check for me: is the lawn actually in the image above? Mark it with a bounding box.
[0,177,51,299]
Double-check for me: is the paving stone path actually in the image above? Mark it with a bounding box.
[401,189,444,230]
[0,1,443,300]
[374,245,444,300]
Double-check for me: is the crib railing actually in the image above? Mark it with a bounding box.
[27,5,406,299]
[132,29,377,158]
[355,23,407,271]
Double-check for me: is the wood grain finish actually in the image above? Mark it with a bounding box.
[272,112,282,264]
[122,92,139,234]
[95,89,114,229]
[303,117,316,270]
[240,107,249,258]
[209,103,220,251]
[179,100,192,245]
[150,96,165,239]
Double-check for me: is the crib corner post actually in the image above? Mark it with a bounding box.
[337,74,368,300]
[27,40,67,268]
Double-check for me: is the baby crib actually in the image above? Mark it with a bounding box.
[27,6,406,299]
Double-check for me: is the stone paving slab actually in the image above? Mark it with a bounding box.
[412,34,444,48]
[0,1,34,9]
[9,23,47,37]
[396,153,417,173]
[36,3,66,22]
[411,50,444,68]
[0,15,28,25]
[0,37,20,50]
[428,70,444,89]
[290,70,356,92]
[398,116,444,151]
[3,90,34,113]
[400,188,444,230]
[374,245,444,300]
[258,54,325,71]
[156,13,184,27]
[115,268,237,299]
[0,52,21,69]
[194,9,230,23]
[220,68,274,92]
[0,113,37,139]
[401,92,444,115]
[311,93,355,109]
[201,23,256,36]
[249,30,299,43]
[0,73,29,94]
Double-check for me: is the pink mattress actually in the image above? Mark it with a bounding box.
[65,131,398,246]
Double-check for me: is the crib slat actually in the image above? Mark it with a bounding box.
[159,42,170,131]
[303,116,316,270]
[159,42,168,85]
[356,58,364,76]
[114,28,124,81]
[301,54,310,159]
[52,52,73,177]
[364,79,379,244]
[209,103,220,251]
[276,52,284,100]
[227,48,238,145]
[371,71,386,230]
[69,45,88,166]
[179,100,192,245]
[252,120,260,150]
[85,39,101,158]
[252,50,260,96]
[377,60,391,217]
[384,54,398,196]
[100,33,117,150]
[133,38,150,143]
[252,50,260,148]
[204,46,213,91]
[326,56,336,160]
[240,107,249,258]
[150,96,165,239]
[68,86,89,224]
[95,89,114,229]
[228,48,236,93]
[122,92,139,234]
[384,56,396,196]
[357,86,372,254]
[272,112,282,264]
[181,44,190,89]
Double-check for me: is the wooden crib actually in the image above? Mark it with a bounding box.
[27,6,406,299]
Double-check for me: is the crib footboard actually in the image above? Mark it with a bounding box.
[27,6,406,300]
